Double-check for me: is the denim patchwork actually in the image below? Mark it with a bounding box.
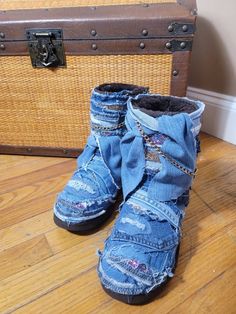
[98,94,205,302]
[54,83,148,231]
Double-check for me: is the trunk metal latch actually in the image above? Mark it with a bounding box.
[26,29,66,68]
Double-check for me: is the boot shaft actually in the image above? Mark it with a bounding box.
[121,94,205,202]
[90,83,148,136]
[78,83,149,188]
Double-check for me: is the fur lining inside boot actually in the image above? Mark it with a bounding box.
[132,95,198,117]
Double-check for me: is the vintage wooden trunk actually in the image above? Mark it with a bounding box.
[0,0,197,157]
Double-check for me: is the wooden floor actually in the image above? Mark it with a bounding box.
[0,133,235,314]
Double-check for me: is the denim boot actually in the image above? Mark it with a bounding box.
[54,83,148,232]
[97,94,205,304]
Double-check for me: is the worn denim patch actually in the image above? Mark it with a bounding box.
[54,84,148,228]
[98,94,205,297]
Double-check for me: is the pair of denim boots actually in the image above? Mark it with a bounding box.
[54,83,205,305]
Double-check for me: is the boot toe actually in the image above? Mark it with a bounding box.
[97,200,180,303]
[53,160,118,232]
[97,239,178,304]
[53,180,116,232]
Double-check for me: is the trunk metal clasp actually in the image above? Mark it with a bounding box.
[27,29,66,68]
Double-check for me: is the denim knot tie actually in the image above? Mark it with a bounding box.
[120,108,197,202]
[120,128,146,200]
[78,133,123,188]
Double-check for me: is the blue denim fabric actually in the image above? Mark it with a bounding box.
[98,94,205,298]
[54,84,148,229]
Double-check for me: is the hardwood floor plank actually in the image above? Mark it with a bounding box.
[0,235,53,281]
[11,226,236,314]
[0,159,76,194]
[199,132,222,147]
[45,215,116,255]
[0,155,39,171]
[13,267,107,314]
[0,193,55,230]
[180,190,236,256]
[0,233,105,313]
[168,266,236,314]
[0,156,67,181]
[193,156,236,206]
[0,134,235,313]
[0,211,55,253]
[0,173,71,212]
[0,209,114,255]
[198,139,236,168]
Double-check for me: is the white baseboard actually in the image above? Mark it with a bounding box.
[187,87,236,145]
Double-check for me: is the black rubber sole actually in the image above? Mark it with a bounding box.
[54,208,113,234]
[101,245,180,305]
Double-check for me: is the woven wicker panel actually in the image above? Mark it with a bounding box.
[0,54,172,149]
[0,0,176,10]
